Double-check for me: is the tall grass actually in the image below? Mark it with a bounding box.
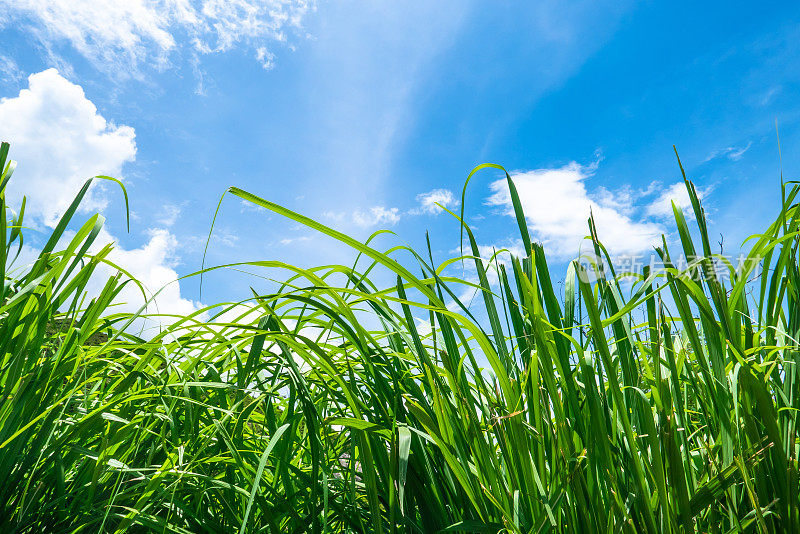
[1,139,799,533]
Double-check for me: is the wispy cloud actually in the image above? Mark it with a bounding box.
[0,55,23,83]
[703,141,752,163]
[279,235,311,245]
[353,206,401,227]
[157,202,183,227]
[0,0,315,76]
[410,188,459,215]
[323,206,401,228]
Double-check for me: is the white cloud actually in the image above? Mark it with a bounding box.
[279,235,310,245]
[325,206,400,228]
[10,225,201,336]
[256,46,276,70]
[487,162,665,258]
[412,188,458,215]
[703,141,752,163]
[0,69,136,227]
[727,143,752,161]
[353,206,400,227]
[594,184,635,216]
[0,0,314,75]
[1,69,199,330]
[157,202,183,226]
[0,55,23,83]
[321,211,345,223]
[645,181,706,218]
[323,206,402,228]
[92,227,200,322]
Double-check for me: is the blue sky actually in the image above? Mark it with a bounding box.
[0,0,798,317]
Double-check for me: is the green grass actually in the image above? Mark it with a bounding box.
[1,139,799,533]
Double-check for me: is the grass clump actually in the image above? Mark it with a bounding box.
[1,140,799,533]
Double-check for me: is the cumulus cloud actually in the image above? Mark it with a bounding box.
[90,227,200,321]
[412,188,458,215]
[0,0,315,74]
[487,162,665,258]
[0,69,136,227]
[645,181,707,218]
[11,224,200,336]
[1,69,198,330]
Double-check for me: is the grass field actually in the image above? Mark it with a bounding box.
[1,140,799,533]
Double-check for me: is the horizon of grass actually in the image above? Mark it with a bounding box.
[1,139,799,533]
